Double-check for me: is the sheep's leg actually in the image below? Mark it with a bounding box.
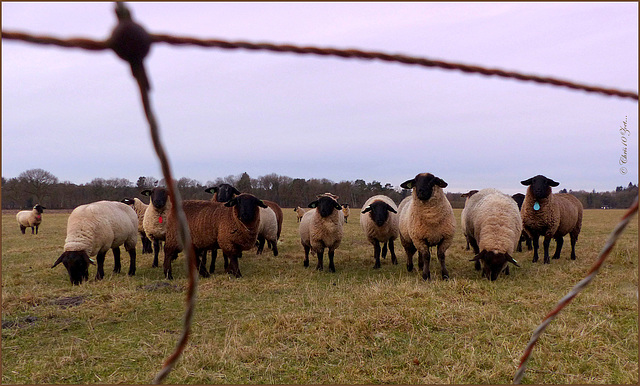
[437,244,449,280]
[420,248,431,281]
[20,225,26,234]
[381,242,388,259]
[570,235,578,260]
[34,225,39,235]
[531,234,540,263]
[163,248,176,280]
[328,249,336,273]
[152,239,160,268]
[303,245,310,268]
[96,251,107,280]
[469,236,480,255]
[542,236,552,264]
[208,249,216,274]
[316,249,324,271]
[552,236,564,260]
[526,237,533,251]
[226,252,242,278]
[256,236,265,255]
[389,240,397,265]
[404,244,417,272]
[112,247,121,273]
[271,240,279,257]
[127,247,136,276]
[373,241,382,269]
[504,265,510,276]
[517,237,523,252]
[196,250,210,278]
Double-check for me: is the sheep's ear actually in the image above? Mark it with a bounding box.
[224,198,238,207]
[121,198,133,205]
[469,252,484,262]
[334,202,343,210]
[258,200,268,208]
[308,201,319,209]
[141,189,152,196]
[361,206,372,214]
[546,177,560,187]
[507,255,520,267]
[204,187,216,194]
[521,178,533,186]
[41,206,46,209]
[400,179,415,189]
[435,177,448,188]
[52,254,66,268]
[232,187,241,195]
[85,255,96,266]
[386,204,398,214]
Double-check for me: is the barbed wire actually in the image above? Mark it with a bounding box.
[513,196,639,384]
[2,30,638,101]
[2,4,638,384]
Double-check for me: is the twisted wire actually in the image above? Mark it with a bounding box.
[513,197,639,384]
[2,30,638,100]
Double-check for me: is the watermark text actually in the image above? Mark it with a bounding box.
[619,116,629,175]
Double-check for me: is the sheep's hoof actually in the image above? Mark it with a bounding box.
[422,272,431,281]
[441,273,449,280]
[304,260,309,268]
[474,261,481,271]
[329,265,336,273]
[552,255,560,260]
[128,269,135,276]
[543,259,550,264]
[316,266,323,271]
[532,257,539,263]
[199,270,210,278]
[571,255,577,260]
[407,263,414,272]
[373,264,381,270]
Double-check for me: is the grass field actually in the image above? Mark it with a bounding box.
[2,207,638,384]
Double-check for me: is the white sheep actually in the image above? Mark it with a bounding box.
[16,204,46,234]
[520,175,583,263]
[342,204,351,223]
[360,195,399,269]
[462,188,522,280]
[398,172,456,281]
[121,197,153,254]
[460,190,479,251]
[256,206,278,256]
[299,194,344,272]
[142,187,171,268]
[52,200,138,284]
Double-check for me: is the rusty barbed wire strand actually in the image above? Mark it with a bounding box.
[513,197,639,384]
[2,30,638,101]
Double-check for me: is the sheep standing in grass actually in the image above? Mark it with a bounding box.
[521,175,583,264]
[460,190,479,251]
[294,206,307,222]
[511,193,533,252]
[52,201,137,284]
[142,187,171,268]
[16,204,46,234]
[342,204,351,223]
[256,206,278,256]
[360,195,399,269]
[299,194,344,272]
[398,173,455,281]
[121,197,153,254]
[462,188,522,281]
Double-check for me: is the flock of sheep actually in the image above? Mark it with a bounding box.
[16,172,583,285]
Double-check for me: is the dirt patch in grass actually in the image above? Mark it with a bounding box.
[140,281,183,293]
[2,316,38,329]
[51,295,85,309]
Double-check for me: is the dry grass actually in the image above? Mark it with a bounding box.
[2,207,637,384]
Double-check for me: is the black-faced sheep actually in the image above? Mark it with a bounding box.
[360,195,399,269]
[462,188,522,281]
[398,173,456,281]
[163,193,266,279]
[294,206,308,222]
[520,175,583,264]
[299,194,344,272]
[204,183,240,203]
[460,190,479,251]
[142,187,171,268]
[121,197,153,254]
[16,204,46,234]
[342,204,350,223]
[511,193,533,252]
[52,200,138,284]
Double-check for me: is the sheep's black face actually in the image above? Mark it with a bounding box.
[511,193,526,209]
[217,184,240,203]
[401,173,448,202]
[52,251,94,285]
[471,251,519,281]
[309,196,342,218]
[149,188,169,209]
[362,201,397,227]
[34,204,45,213]
[521,175,559,200]
[226,194,267,224]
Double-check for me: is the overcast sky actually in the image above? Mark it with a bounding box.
[2,2,638,194]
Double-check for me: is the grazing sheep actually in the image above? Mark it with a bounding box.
[511,193,533,252]
[460,190,479,251]
[16,204,46,234]
[342,204,351,223]
[142,187,171,268]
[121,197,153,254]
[462,188,522,281]
[398,173,456,281]
[294,206,308,222]
[52,201,137,284]
[520,175,583,264]
[299,194,344,272]
[360,195,399,269]
[163,193,266,279]
[256,206,278,256]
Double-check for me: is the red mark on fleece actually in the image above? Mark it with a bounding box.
[159,216,163,224]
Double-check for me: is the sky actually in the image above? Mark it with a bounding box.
[2,2,638,195]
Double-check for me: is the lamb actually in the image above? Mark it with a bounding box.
[52,200,137,285]
[294,206,308,222]
[163,193,267,279]
[299,194,344,272]
[16,204,46,234]
[342,204,351,223]
[398,172,456,281]
[462,188,522,281]
[520,175,583,264]
[141,187,171,268]
[511,193,533,252]
[460,190,479,251]
[121,197,153,254]
[256,206,278,256]
[360,195,399,269]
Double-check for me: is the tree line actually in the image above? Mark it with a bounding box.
[2,168,638,211]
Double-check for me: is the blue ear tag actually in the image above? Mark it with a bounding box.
[533,202,541,211]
